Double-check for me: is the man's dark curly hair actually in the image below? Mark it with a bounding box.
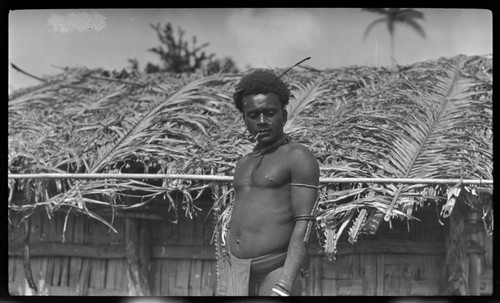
[233,70,290,113]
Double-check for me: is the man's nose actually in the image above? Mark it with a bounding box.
[257,113,267,124]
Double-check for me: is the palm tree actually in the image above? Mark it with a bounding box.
[362,8,426,65]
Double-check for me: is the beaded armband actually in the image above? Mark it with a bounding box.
[294,214,316,243]
[293,214,315,222]
[290,183,319,190]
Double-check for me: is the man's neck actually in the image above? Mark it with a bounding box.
[252,133,290,156]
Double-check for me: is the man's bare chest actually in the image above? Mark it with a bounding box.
[234,154,290,189]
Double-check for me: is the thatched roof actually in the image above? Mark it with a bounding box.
[8,54,493,256]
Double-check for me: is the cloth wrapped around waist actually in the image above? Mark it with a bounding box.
[217,248,288,296]
[250,249,288,274]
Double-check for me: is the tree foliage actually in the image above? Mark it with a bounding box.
[362,8,426,64]
[132,22,238,74]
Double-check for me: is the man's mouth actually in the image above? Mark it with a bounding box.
[256,130,271,139]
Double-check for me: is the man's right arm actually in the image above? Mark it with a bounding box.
[273,144,319,295]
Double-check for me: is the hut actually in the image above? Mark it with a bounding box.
[8,54,493,296]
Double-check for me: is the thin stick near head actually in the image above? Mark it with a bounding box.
[232,57,311,113]
[277,56,311,79]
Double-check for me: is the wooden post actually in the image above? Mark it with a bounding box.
[22,218,38,293]
[125,217,151,295]
[441,202,469,295]
[466,211,483,295]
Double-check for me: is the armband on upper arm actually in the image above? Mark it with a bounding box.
[290,182,319,243]
[293,214,315,222]
[290,183,319,190]
[294,214,316,243]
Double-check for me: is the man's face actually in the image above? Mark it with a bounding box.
[242,93,287,146]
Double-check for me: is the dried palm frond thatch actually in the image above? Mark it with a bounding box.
[9,54,492,259]
[313,56,492,258]
[9,71,227,227]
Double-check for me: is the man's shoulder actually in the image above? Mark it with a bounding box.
[236,153,251,164]
[285,142,320,178]
[285,142,318,166]
[284,142,315,155]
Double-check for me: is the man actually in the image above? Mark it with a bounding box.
[217,70,320,296]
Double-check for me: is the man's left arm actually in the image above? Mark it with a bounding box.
[274,145,320,295]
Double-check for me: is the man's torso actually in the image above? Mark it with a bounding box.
[229,143,299,258]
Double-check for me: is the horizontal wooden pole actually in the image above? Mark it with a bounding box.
[9,239,444,260]
[7,173,493,185]
[334,240,444,256]
[151,245,216,260]
[8,173,233,181]
[9,242,125,259]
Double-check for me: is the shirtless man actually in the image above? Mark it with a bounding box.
[218,70,320,296]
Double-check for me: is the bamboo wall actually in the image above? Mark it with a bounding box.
[8,199,493,296]
[147,199,217,296]
[8,211,128,295]
[7,197,218,296]
[306,210,447,296]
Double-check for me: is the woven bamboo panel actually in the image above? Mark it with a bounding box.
[315,251,446,296]
[8,202,493,296]
[8,211,131,295]
[150,257,217,295]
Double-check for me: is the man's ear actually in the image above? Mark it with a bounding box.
[282,108,288,122]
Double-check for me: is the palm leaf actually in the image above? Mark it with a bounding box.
[348,208,368,243]
[361,8,389,15]
[401,18,426,38]
[377,57,491,221]
[12,75,224,228]
[315,56,492,256]
[90,76,218,173]
[395,9,425,20]
[284,80,328,134]
[363,18,386,40]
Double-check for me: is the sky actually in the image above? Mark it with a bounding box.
[8,8,492,92]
